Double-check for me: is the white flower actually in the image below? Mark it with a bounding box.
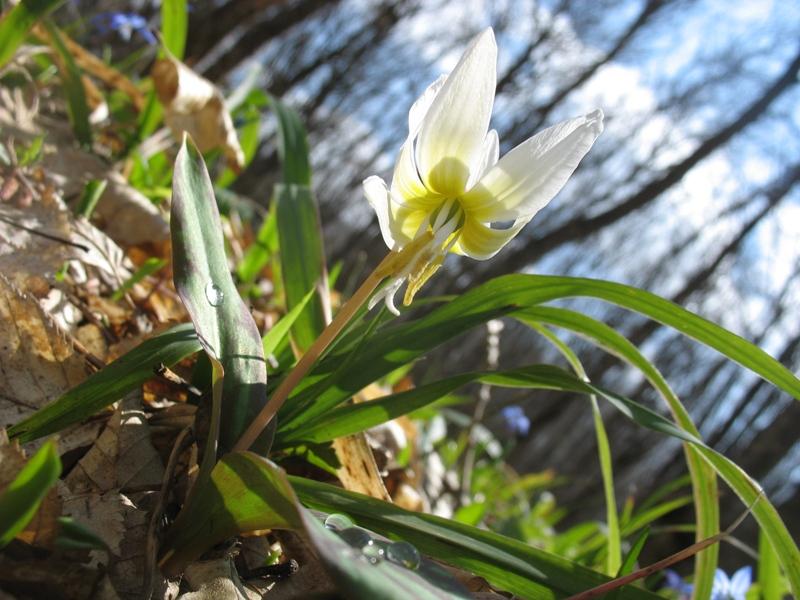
[364,28,604,315]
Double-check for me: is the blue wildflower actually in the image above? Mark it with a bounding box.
[91,12,156,45]
[663,569,693,598]
[500,405,530,438]
[712,567,752,600]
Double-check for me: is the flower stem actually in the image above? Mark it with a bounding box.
[232,251,397,452]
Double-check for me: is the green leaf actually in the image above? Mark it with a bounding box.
[54,516,109,551]
[268,94,310,186]
[618,527,649,577]
[42,20,91,147]
[528,323,621,576]
[170,137,270,453]
[160,0,187,59]
[8,324,201,442]
[275,184,329,351]
[218,90,265,188]
[0,0,64,69]
[286,274,800,427]
[299,510,471,600]
[236,201,278,284]
[262,287,316,357]
[159,452,302,574]
[0,440,61,548]
[279,365,701,446]
[111,257,166,302]
[758,528,782,600]
[292,477,662,599]
[75,179,107,219]
[17,134,44,167]
[160,452,471,599]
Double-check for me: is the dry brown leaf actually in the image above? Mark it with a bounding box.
[31,23,145,111]
[152,56,244,172]
[64,395,164,495]
[181,558,261,600]
[332,435,391,501]
[0,106,169,247]
[60,395,165,598]
[0,274,88,431]
[0,200,75,292]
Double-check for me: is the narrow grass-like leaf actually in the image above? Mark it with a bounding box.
[54,516,108,551]
[42,20,91,146]
[8,324,201,442]
[286,275,799,425]
[275,184,329,351]
[262,288,316,357]
[0,0,64,69]
[278,365,701,445]
[159,452,301,574]
[160,0,187,59]
[111,257,166,301]
[0,440,61,548]
[237,202,278,284]
[218,91,265,188]
[171,137,269,452]
[758,529,782,600]
[160,452,471,598]
[292,477,662,600]
[529,323,621,576]
[515,306,800,596]
[75,179,107,219]
[268,94,310,186]
[619,527,649,578]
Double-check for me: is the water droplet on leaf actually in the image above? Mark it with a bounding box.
[205,282,224,306]
[362,540,387,565]
[324,513,354,531]
[338,527,372,549]
[386,541,420,570]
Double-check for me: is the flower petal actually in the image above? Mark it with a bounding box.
[467,128,499,189]
[416,28,497,197]
[391,138,443,208]
[729,566,752,599]
[408,74,447,136]
[451,215,530,260]
[364,176,397,249]
[461,109,604,222]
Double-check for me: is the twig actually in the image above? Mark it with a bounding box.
[0,214,90,252]
[564,495,761,599]
[231,250,398,452]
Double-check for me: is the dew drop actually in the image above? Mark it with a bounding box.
[386,541,420,570]
[362,540,387,565]
[324,513,354,532]
[338,527,372,549]
[205,282,224,306]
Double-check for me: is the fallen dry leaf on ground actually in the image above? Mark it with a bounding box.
[61,395,165,598]
[0,274,88,431]
[152,55,244,172]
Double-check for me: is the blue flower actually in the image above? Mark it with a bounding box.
[500,405,530,438]
[91,12,156,45]
[712,567,752,600]
[663,569,693,598]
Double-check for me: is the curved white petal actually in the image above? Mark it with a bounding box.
[451,215,530,260]
[408,74,447,136]
[364,176,397,249]
[416,28,497,197]
[461,109,604,222]
[390,138,443,209]
[390,200,429,243]
[466,129,499,189]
